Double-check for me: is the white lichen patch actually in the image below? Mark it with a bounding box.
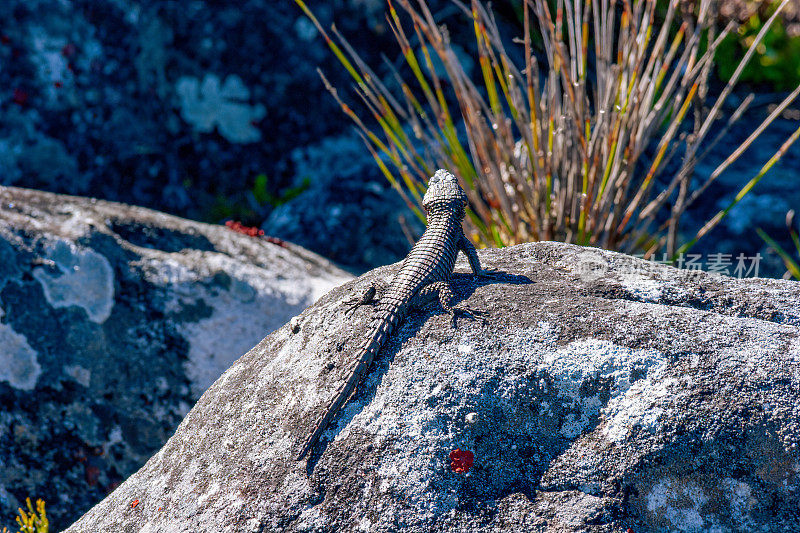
[527,339,667,439]
[29,30,73,95]
[502,322,560,357]
[558,249,609,282]
[0,485,18,511]
[33,240,115,323]
[602,376,677,443]
[0,315,41,391]
[58,208,94,239]
[295,504,325,531]
[722,478,757,529]
[64,402,103,446]
[560,396,603,439]
[175,74,266,143]
[139,252,346,397]
[792,337,800,366]
[27,25,103,105]
[646,477,720,532]
[717,331,786,379]
[621,275,662,302]
[63,364,91,387]
[538,339,666,401]
[457,344,473,354]
[104,426,123,455]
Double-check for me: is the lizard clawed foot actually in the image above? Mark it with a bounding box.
[344,299,377,315]
[343,299,364,315]
[477,268,503,279]
[344,285,379,315]
[449,306,487,327]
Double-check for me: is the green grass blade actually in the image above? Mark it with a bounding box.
[757,228,800,280]
[676,123,800,258]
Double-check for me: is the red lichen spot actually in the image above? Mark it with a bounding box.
[1,34,10,45]
[158,507,163,512]
[54,81,63,88]
[85,464,100,486]
[12,88,28,106]
[265,236,286,247]
[130,499,140,509]
[626,529,634,533]
[61,42,77,58]
[449,448,474,473]
[225,220,264,238]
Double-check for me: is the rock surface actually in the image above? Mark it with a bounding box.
[0,186,351,530]
[66,242,800,532]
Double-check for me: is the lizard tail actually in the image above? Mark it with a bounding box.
[297,308,401,460]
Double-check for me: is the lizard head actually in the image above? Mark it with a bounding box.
[422,169,468,217]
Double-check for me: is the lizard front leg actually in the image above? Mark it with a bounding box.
[459,234,500,278]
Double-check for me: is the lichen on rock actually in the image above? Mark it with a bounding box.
[175,73,266,144]
[32,239,115,324]
[0,310,40,391]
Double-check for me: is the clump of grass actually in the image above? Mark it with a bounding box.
[758,210,800,279]
[2,498,48,533]
[296,0,800,257]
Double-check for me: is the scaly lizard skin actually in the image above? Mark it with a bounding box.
[298,169,494,460]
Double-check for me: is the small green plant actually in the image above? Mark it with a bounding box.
[716,0,800,89]
[757,210,800,279]
[251,173,310,207]
[206,173,310,224]
[296,0,800,258]
[2,498,48,533]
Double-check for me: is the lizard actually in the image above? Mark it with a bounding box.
[297,169,495,460]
